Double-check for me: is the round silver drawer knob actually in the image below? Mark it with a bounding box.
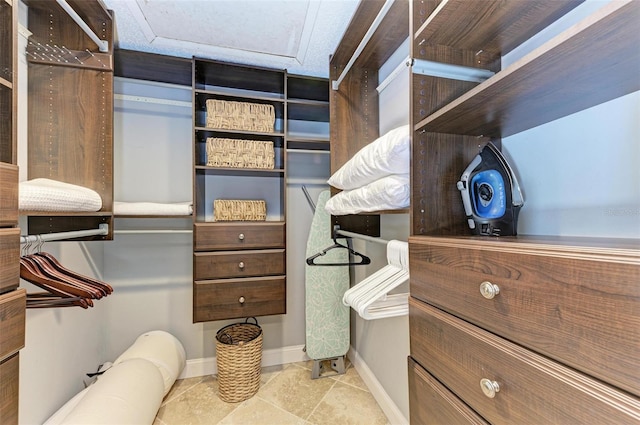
[480,281,500,299]
[238,261,245,270]
[239,296,245,304]
[238,233,245,241]
[480,378,500,398]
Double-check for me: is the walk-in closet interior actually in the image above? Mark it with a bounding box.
[1,0,638,424]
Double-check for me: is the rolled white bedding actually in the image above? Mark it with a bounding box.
[44,331,186,425]
[47,359,165,425]
[113,330,187,396]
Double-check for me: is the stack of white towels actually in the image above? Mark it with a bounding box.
[324,125,410,215]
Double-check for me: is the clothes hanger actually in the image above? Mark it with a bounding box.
[20,256,96,303]
[26,292,90,309]
[20,238,96,306]
[342,240,410,320]
[306,236,371,266]
[31,236,113,296]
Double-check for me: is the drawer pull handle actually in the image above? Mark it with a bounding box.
[480,281,500,299]
[239,296,245,304]
[480,378,500,398]
[238,233,245,241]
[238,261,245,270]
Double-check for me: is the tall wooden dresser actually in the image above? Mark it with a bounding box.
[1,1,26,423]
[408,1,640,423]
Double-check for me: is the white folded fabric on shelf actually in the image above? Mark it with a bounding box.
[19,178,102,212]
[114,201,193,216]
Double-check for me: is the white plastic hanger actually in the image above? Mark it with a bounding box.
[342,240,409,320]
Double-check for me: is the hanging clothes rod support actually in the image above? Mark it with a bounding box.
[331,0,395,90]
[412,58,495,83]
[21,223,109,244]
[56,0,109,53]
[335,229,390,245]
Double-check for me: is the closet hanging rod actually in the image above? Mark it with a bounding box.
[56,0,109,52]
[331,0,395,90]
[286,149,330,155]
[336,229,390,245]
[114,94,192,108]
[20,223,109,244]
[113,229,193,235]
[377,55,411,93]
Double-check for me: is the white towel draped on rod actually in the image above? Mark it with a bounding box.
[342,240,409,320]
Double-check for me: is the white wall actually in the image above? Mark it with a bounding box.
[501,0,640,238]
[348,38,411,423]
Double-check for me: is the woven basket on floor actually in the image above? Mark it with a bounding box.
[206,138,274,170]
[216,318,263,403]
[206,99,275,133]
[214,199,266,222]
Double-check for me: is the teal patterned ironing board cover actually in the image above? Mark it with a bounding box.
[305,190,350,360]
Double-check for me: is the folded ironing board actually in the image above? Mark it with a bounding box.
[305,190,349,378]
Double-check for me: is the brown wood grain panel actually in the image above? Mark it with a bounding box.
[414,0,583,57]
[114,49,192,86]
[0,289,25,361]
[0,228,19,294]
[0,163,18,226]
[194,249,285,280]
[409,357,489,425]
[193,276,286,322]
[329,67,379,174]
[409,298,640,424]
[410,236,640,396]
[26,0,112,54]
[416,1,640,138]
[194,222,285,251]
[410,132,490,236]
[0,353,19,425]
[28,66,113,204]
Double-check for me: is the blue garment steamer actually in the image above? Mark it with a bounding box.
[457,142,524,236]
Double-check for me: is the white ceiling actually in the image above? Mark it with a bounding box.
[102,0,361,77]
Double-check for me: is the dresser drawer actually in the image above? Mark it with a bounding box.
[194,222,285,251]
[0,228,20,294]
[0,289,26,361]
[194,249,285,280]
[0,353,19,425]
[0,163,18,227]
[194,276,286,322]
[409,298,640,424]
[409,357,488,425]
[409,236,640,396]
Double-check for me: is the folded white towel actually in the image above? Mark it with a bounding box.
[114,201,193,216]
[19,178,102,212]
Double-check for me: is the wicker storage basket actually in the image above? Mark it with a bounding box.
[206,138,274,170]
[206,99,275,133]
[214,200,266,222]
[216,318,263,403]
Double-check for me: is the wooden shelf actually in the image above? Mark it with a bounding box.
[194,126,285,138]
[414,0,584,61]
[414,0,640,138]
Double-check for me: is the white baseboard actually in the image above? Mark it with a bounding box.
[179,344,309,379]
[348,346,408,425]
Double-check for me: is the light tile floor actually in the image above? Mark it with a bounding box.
[154,360,389,425]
